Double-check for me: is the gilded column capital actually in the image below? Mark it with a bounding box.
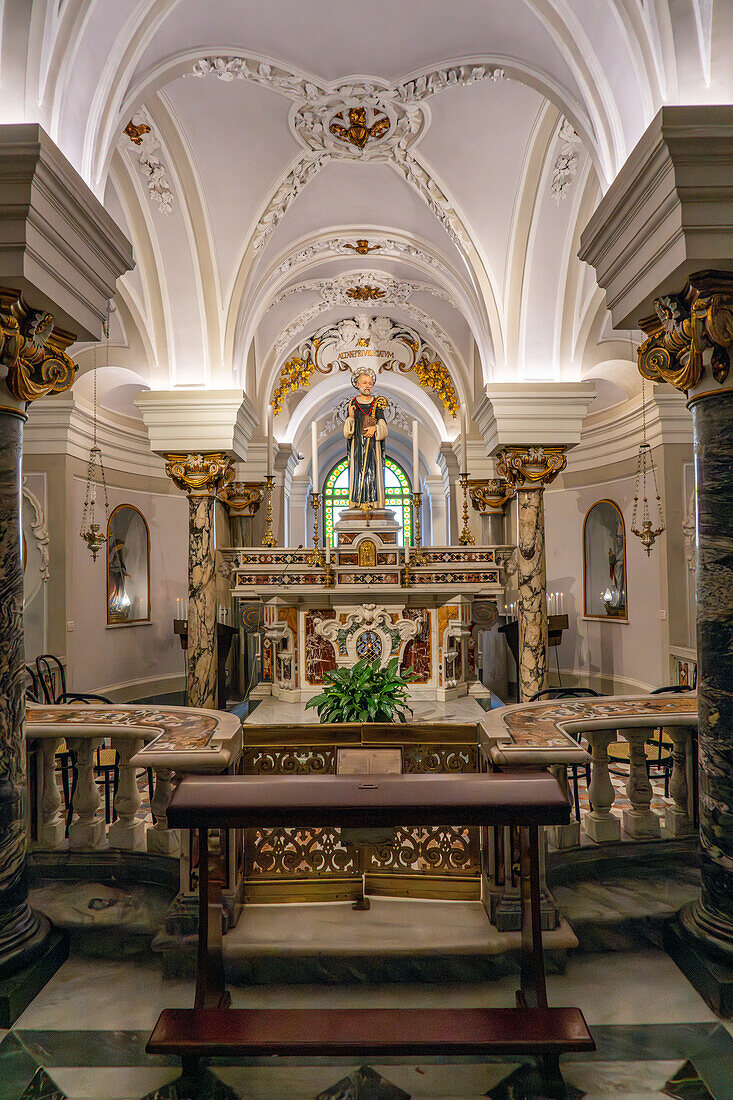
[495,446,567,488]
[163,452,234,495]
[219,480,264,516]
[638,271,733,394]
[468,477,515,514]
[0,287,76,405]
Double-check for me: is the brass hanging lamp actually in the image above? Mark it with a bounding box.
[80,306,111,560]
[631,375,665,556]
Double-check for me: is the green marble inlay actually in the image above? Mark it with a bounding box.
[317,1064,410,1099]
[0,1032,42,1099]
[18,1068,66,1100]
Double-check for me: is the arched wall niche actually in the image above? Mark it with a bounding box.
[582,498,627,621]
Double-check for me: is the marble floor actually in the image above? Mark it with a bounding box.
[2,947,732,1099]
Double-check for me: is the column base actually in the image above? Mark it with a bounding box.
[664,807,695,837]
[622,808,661,838]
[108,819,146,851]
[68,818,106,850]
[583,811,621,843]
[546,822,580,850]
[0,918,69,1027]
[665,906,733,1018]
[147,827,180,856]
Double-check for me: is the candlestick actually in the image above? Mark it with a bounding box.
[311,420,319,490]
[458,472,475,545]
[412,491,426,565]
[307,491,325,567]
[265,405,273,477]
[261,474,277,546]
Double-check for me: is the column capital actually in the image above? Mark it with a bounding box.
[638,271,733,401]
[0,287,76,407]
[220,481,264,516]
[468,477,515,514]
[495,445,567,488]
[163,452,234,496]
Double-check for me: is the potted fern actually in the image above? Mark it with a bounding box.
[305,657,416,724]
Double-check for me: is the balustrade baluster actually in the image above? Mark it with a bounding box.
[147,768,180,856]
[546,765,580,849]
[38,737,65,849]
[109,737,145,851]
[67,737,106,849]
[583,731,621,843]
[665,725,695,837]
[622,726,661,837]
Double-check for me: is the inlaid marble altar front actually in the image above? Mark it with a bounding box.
[221,517,509,703]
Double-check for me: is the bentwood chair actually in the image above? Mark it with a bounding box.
[529,688,601,820]
[36,654,67,703]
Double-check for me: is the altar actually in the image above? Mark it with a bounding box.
[221,507,511,703]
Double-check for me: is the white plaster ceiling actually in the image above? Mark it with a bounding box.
[2,0,733,454]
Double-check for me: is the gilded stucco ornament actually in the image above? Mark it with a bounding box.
[638,272,733,392]
[220,481,265,516]
[163,452,234,495]
[469,478,515,513]
[270,315,459,416]
[495,446,567,488]
[346,285,386,301]
[0,288,76,404]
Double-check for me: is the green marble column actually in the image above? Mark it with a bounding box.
[0,290,76,1019]
[164,453,234,710]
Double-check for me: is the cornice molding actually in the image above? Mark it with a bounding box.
[579,106,733,329]
[0,124,133,340]
[566,388,692,472]
[135,388,258,460]
[474,382,596,454]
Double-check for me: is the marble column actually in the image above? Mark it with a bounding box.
[686,389,733,954]
[164,453,234,709]
[636,274,733,983]
[0,290,76,990]
[496,447,566,701]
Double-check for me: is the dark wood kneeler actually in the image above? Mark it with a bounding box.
[147,772,594,1086]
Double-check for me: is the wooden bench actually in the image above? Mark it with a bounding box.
[147,772,595,1089]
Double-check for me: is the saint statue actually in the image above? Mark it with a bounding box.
[343,368,388,509]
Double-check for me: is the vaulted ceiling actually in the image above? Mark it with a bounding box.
[2,1,732,464]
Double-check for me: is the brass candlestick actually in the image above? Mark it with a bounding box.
[261,474,277,547]
[412,491,427,565]
[401,556,412,588]
[458,472,475,546]
[324,560,335,588]
[307,491,325,567]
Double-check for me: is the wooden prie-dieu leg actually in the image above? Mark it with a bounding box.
[517,823,567,1095]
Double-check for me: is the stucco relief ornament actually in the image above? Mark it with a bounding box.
[550,119,581,203]
[121,107,174,215]
[495,446,567,487]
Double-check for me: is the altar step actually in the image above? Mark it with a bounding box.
[155,898,578,985]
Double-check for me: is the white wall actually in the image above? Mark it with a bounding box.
[68,476,188,698]
[544,472,668,693]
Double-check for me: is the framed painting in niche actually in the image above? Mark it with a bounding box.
[583,499,627,620]
[107,504,150,625]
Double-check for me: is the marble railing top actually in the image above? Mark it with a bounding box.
[481,693,697,766]
[26,704,243,774]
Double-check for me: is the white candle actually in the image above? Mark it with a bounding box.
[311,420,319,490]
[265,405,273,477]
[412,420,419,490]
[461,412,468,474]
[404,538,410,563]
[560,592,564,615]
[326,535,331,565]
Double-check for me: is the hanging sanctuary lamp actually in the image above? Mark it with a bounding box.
[631,375,665,556]
[80,306,111,560]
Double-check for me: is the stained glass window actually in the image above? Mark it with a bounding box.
[323,456,412,547]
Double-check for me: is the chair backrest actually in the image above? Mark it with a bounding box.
[24,664,41,702]
[57,692,113,705]
[529,687,602,701]
[35,655,67,703]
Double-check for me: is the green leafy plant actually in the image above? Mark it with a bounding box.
[305,657,417,724]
